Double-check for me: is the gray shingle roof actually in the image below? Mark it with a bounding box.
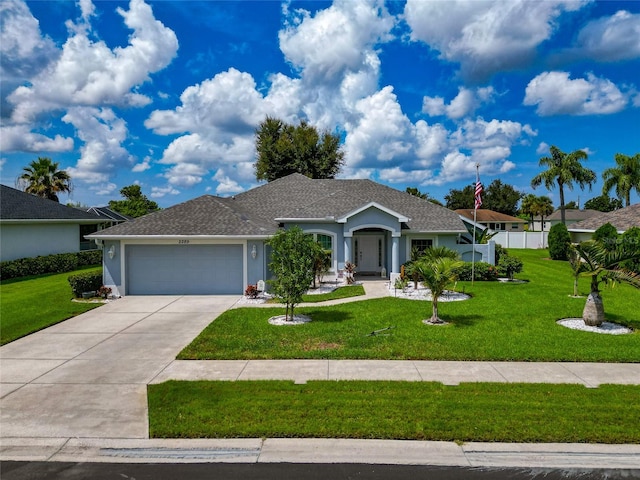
[90,173,466,237]
[568,204,640,232]
[0,184,103,222]
[87,206,131,222]
[547,209,600,221]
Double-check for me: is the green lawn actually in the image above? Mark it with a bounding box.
[179,249,640,362]
[0,266,103,345]
[148,380,640,443]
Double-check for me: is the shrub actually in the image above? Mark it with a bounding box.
[494,244,508,264]
[245,285,259,298]
[68,272,103,297]
[498,255,524,280]
[0,250,103,280]
[593,222,619,252]
[548,223,571,260]
[619,227,640,274]
[452,262,498,281]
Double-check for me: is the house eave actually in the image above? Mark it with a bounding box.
[1,218,104,225]
[274,217,336,223]
[86,234,272,240]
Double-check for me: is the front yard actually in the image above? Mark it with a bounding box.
[179,249,640,362]
[0,266,102,345]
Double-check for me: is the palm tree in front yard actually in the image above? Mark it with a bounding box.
[574,240,640,327]
[413,256,464,324]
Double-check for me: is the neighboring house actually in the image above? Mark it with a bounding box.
[86,206,131,228]
[88,173,476,296]
[455,209,526,232]
[568,203,640,243]
[531,209,599,231]
[0,185,105,262]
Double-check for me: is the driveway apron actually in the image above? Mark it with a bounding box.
[0,295,240,439]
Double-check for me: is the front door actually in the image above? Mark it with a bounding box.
[355,235,384,273]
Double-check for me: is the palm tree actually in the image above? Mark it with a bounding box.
[574,240,640,326]
[531,146,596,225]
[17,157,72,202]
[602,153,640,207]
[568,245,587,297]
[534,195,554,230]
[412,255,464,324]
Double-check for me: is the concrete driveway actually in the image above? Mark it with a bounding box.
[0,295,240,439]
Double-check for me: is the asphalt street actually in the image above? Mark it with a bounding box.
[3,462,639,480]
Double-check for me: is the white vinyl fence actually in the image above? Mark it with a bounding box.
[493,231,548,249]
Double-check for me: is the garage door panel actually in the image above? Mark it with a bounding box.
[126,245,243,295]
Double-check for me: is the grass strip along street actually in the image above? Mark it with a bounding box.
[179,250,640,362]
[0,266,102,345]
[148,380,640,444]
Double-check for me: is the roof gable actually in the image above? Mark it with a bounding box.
[337,202,409,223]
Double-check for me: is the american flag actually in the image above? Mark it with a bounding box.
[474,180,483,210]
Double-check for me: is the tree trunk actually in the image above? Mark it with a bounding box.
[429,298,443,324]
[573,278,579,297]
[583,291,605,327]
[559,184,566,225]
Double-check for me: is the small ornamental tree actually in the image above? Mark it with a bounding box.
[548,223,571,260]
[498,255,523,280]
[267,227,316,321]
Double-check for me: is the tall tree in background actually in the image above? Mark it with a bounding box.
[255,117,345,182]
[520,194,553,230]
[444,184,474,210]
[482,179,522,216]
[584,195,623,212]
[602,153,640,207]
[109,185,160,218]
[531,145,596,225]
[17,157,72,202]
[406,187,443,206]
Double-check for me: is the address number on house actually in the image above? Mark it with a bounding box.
[178,240,190,244]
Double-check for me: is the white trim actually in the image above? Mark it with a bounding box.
[346,223,398,237]
[337,202,409,223]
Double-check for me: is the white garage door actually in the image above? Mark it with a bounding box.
[126,244,243,295]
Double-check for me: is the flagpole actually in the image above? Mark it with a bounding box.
[471,163,481,285]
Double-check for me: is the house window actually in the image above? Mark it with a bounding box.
[309,233,334,270]
[79,224,99,251]
[489,223,506,231]
[511,223,519,229]
[411,239,433,257]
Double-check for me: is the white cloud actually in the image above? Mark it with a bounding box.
[344,86,413,167]
[422,87,495,120]
[279,0,394,85]
[132,156,152,172]
[8,0,178,123]
[524,71,630,116]
[0,125,73,152]
[404,0,588,82]
[536,142,550,155]
[89,182,117,196]
[572,10,640,62]
[0,0,58,82]
[150,185,180,198]
[63,107,133,184]
[212,170,244,195]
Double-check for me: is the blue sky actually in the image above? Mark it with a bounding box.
[1,0,639,208]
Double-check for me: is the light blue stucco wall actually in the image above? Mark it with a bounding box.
[0,223,80,262]
[102,240,121,292]
[246,239,267,287]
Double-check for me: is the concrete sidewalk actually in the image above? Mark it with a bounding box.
[1,287,639,469]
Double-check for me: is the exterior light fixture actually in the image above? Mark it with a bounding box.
[251,244,257,259]
[108,245,116,260]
